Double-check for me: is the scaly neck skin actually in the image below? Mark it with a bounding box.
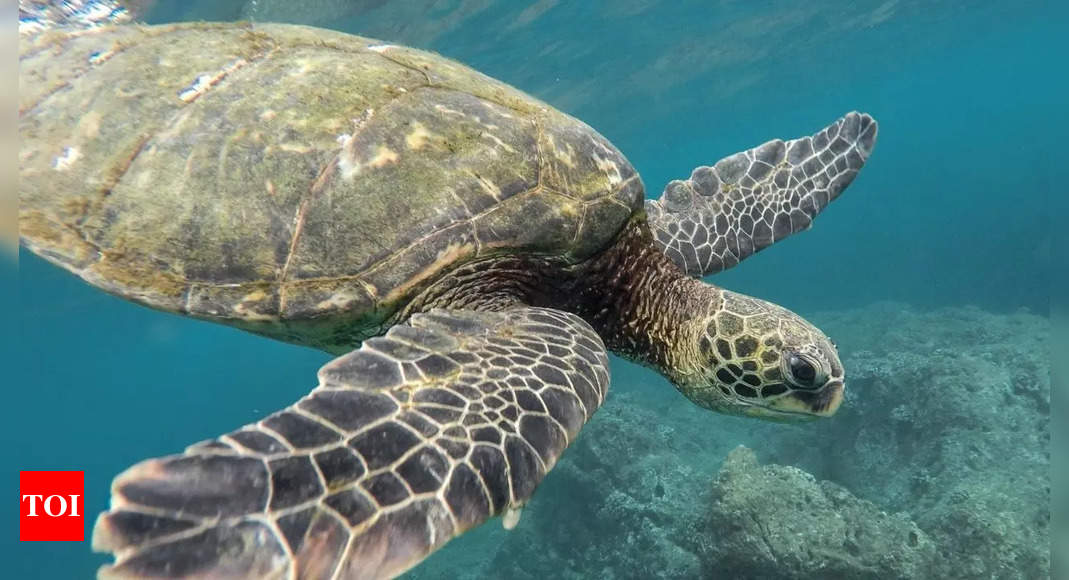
[557,218,718,382]
[406,218,719,385]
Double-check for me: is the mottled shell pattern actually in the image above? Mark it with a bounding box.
[19,22,643,348]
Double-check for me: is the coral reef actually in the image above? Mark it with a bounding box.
[409,304,1049,579]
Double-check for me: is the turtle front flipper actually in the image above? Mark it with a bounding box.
[93,307,609,579]
[645,112,878,276]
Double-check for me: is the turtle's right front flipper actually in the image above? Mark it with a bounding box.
[646,112,877,276]
[93,307,609,579]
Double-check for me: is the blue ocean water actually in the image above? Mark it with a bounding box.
[9,1,1058,578]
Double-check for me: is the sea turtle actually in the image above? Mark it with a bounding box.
[19,21,877,579]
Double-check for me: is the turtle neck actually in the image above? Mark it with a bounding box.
[554,217,715,379]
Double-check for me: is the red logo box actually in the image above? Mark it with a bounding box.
[20,471,84,541]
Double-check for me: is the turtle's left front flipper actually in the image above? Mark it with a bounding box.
[646,112,878,276]
[92,307,609,579]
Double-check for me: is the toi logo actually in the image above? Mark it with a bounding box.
[20,471,84,541]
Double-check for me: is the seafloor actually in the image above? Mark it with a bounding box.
[408,303,1050,579]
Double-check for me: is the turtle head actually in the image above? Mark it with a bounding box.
[675,289,844,422]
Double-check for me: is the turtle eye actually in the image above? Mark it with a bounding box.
[786,354,817,388]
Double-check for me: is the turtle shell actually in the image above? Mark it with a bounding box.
[19,22,643,349]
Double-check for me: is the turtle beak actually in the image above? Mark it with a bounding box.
[809,380,844,416]
[788,380,844,417]
[745,380,844,422]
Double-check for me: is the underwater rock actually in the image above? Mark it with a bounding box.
[923,486,1051,579]
[702,446,936,579]
[768,304,1050,579]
